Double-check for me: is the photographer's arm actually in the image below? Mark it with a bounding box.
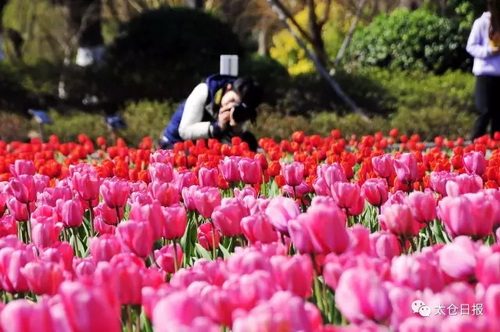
[178,84,213,141]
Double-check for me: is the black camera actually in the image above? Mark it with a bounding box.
[232,103,257,124]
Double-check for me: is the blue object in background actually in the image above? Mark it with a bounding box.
[28,109,53,124]
[105,114,127,130]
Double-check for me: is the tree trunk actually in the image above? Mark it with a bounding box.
[306,0,328,66]
[257,17,269,56]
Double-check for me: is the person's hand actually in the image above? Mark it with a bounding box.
[492,46,500,56]
[218,107,231,131]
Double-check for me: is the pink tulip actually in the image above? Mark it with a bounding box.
[399,317,439,332]
[153,291,218,332]
[109,260,143,305]
[313,163,347,196]
[369,231,402,260]
[100,177,130,208]
[116,220,154,258]
[234,186,258,200]
[440,315,491,332]
[0,192,6,218]
[149,162,174,182]
[8,175,36,204]
[0,247,36,293]
[172,169,196,192]
[430,171,455,196]
[60,198,84,228]
[149,181,180,207]
[199,285,235,327]
[154,244,183,274]
[142,285,173,319]
[238,158,262,184]
[73,258,96,279]
[241,213,279,244]
[347,225,371,255]
[0,215,17,237]
[336,268,392,324]
[54,281,121,332]
[438,194,495,238]
[483,285,500,321]
[438,236,478,281]
[94,202,122,225]
[93,216,116,235]
[406,190,437,223]
[271,255,313,298]
[90,234,122,262]
[362,178,389,207]
[393,153,419,183]
[282,181,310,199]
[9,160,35,177]
[288,200,349,254]
[70,170,100,201]
[219,156,241,183]
[0,300,56,332]
[193,187,221,219]
[444,174,483,197]
[21,261,64,295]
[232,291,322,332]
[379,204,421,237]
[198,167,219,187]
[37,187,72,207]
[162,205,187,240]
[331,182,365,215]
[265,196,301,235]
[181,185,198,211]
[371,154,394,178]
[197,223,221,250]
[476,249,500,287]
[39,242,74,272]
[129,201,165,240]
[33,174,50,193]
[6,197,31,221]
[463,151,486,175]
[31,218,63,249]
[150,149,174,164]
[391,251,445,292]
[282,162,304,187]
[211,198,247,237]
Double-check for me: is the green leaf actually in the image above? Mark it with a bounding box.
[219,243,231,260]
[195,243,212,260]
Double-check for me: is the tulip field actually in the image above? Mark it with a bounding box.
[0,130,499,332]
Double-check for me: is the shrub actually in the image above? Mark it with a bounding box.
[347,9,471,73]
[104,7,243,102]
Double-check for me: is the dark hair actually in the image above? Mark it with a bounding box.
[489,0,500,37]
[232,77,263,110]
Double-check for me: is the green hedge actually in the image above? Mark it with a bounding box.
[347,9,470,73]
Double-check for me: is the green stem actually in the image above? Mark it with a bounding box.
[209,220,217,260]
[88,201,95,237]
[126,305,133,332]
[26,203,32,243]
[426,223,434,246]
[172,239,179,272]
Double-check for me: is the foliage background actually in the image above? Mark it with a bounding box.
[0,0,484,144]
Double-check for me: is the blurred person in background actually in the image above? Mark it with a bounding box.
[467,0,500,139]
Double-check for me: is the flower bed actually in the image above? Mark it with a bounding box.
[0,131,499,331]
